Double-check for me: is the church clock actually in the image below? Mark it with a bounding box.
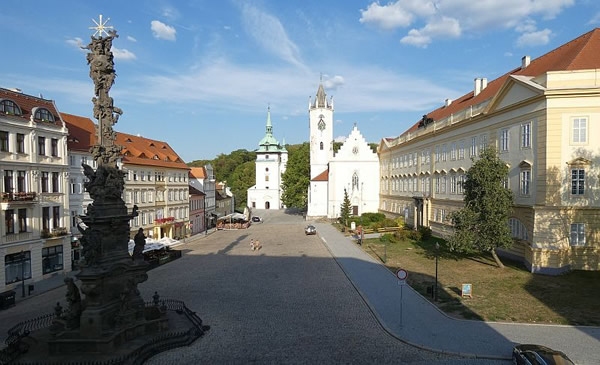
[318,119,326,131]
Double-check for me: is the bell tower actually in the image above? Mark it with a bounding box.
[308,79,334,179]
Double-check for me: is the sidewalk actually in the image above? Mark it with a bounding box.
[315,222,600,365]
[12,270,78,305]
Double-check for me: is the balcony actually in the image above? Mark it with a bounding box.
[3,231,33,243]
[1,192,37,202]
[41,227,69,239]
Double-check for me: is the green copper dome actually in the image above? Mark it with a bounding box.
[257,107,286,153]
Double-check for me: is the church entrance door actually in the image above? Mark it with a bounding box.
[352,206,358,216]
[265,201,270,209]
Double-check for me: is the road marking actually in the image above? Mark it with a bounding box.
[321,237,327,244]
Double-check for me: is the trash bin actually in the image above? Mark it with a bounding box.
[0,290,16,310]
[28,284,34,296]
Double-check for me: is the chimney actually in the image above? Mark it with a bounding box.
[481,78,488,91]
[521,55,530,69]
[474,78,481,97]
[445,98,452,107]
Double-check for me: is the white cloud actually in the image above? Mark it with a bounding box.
[151,20,176,41]
[127,35,137,42]
[401,17,461,48]
[334,136,347,143]
[516,28,552,47]
[515,19,537,33]
[323,75,344,90]
[335,119,343,124]
[504,51,513,57]
[162,6,181,21]
[224,25,231,30]
[112,47,137,61]
[119,59,458,115]
[360,0,573,47]
[588,11,600,25]
[65,37,85,51]
[241,4,306,71]
[359,0,436,29]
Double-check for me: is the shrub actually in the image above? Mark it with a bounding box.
[393,228,410,241]
[382,218,398,227]
[418,226,432,241]
[407,229,422,241]
[379,233,397,243]
[362,212,385,224]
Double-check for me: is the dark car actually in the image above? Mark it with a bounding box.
[512,344,574,365]
[251,216,261,223]
[305,225,316,235]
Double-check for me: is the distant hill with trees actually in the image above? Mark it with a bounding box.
[188,141,379,211]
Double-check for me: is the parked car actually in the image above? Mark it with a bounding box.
[512,344,574,365]
[305,225,316,235]
[251,216,262,223]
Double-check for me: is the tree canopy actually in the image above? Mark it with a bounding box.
[448,147,514,268]
[281,143,310,210]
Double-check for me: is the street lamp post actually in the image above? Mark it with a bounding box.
[204,197,207,236]
[20,250,25,298]
[434,242,440,301]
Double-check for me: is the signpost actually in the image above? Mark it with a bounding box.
[461,283,473,298]
[396,269,408,328]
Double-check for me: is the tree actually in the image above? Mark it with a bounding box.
[448,147,513,268]
[229,161,256,210]
[340,188,351,226]
[281,143,310,209]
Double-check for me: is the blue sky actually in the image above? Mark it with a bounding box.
[1,0,599,162]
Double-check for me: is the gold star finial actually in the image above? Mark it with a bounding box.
[89,14,113,37]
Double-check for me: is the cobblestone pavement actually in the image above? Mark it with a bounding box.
[0,210,507,364]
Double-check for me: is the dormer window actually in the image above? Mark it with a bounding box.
[34,108,55,122]
[126,138,132,143]
[0,100,22,116]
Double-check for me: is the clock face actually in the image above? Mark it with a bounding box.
[352,146,359,155]
[318,120,326,131]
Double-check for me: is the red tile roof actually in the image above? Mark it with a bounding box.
[312,168,328,181]
[61,113,188,170]
[189,167,207,179]
[61,113,96,152]
[1,87,62,127]
[400,28,600,137]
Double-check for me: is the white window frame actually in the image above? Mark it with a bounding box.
[521,122,531,148]
[571,168,585,195]
[500,128,509,152]
[570,223,585,246]
[458,141,465,160]
[441,176,447,194]
[450,142,456,160]
[441,144,447,161]
[470,137,477,157]
[520,169,531,196]
[450,175,456,194]
[572,117,587,144]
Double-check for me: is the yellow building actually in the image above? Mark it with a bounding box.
[378,29,600,274]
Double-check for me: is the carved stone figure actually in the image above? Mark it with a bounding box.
[133,228,146,261]
[63,278,82,329]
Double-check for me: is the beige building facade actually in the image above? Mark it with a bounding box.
[0,88,71,293]
[379,29,600,274]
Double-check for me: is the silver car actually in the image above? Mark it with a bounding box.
[305,225,316,235]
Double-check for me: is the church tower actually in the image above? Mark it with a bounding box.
[247,107,288,210]
[308,80,334,179]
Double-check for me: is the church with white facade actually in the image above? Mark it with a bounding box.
[307,82,380,218]
[247,108,287,210]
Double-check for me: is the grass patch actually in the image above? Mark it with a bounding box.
[363,236,600,326]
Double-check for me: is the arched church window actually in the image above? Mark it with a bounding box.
[265,167,269,172]
[320,142,323,150]
[352,172,359,191]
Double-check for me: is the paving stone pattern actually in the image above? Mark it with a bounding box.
[0,210,507,364]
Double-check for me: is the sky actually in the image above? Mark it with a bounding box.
[1,0,599,162]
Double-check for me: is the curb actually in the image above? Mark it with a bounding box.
[356,233,600,331]
[317,229,512,361]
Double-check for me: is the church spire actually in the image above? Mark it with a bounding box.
[266,105,273,135]
[316,83,326,108]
